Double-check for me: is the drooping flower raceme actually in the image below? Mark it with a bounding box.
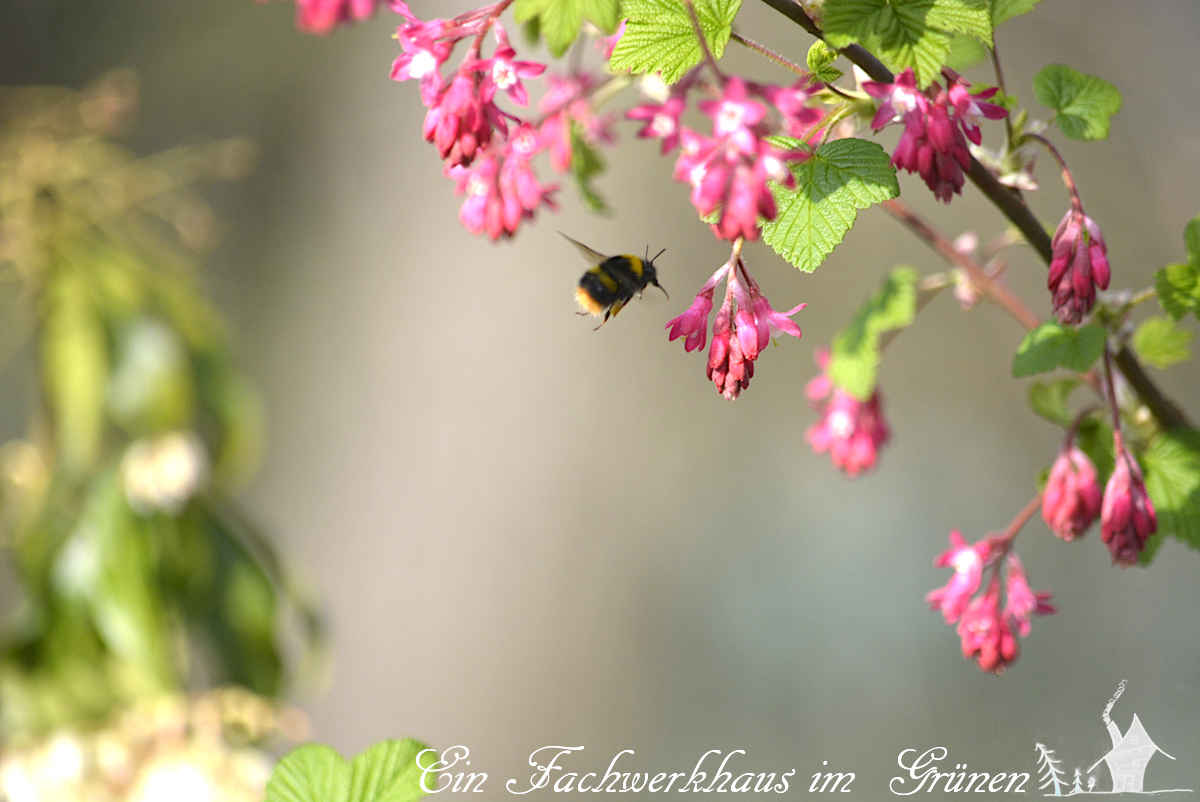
[665,251,804,400]
[864,68,1006,203]
[1041,444,1102,541]
[927,530,1053,674]
[1047,207,1111,324]
[1101,433,1158,566]
[386,3,602,239]
[289,0,395,33]
[804,348,891,477]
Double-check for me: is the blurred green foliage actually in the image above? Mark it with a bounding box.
[0,72,321,743]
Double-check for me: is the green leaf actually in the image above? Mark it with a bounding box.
[1141,429,1200,556]
[761,138,899,273]
[1155,262,1200,320]
[1028,378,1081,426]
[806,41,843,82]
[569,121,609,213]
[267,739,437,802]
[1185,214,1200,262]
[1033,64,1122,141]
[1011,322,1105,377]
[822,0,992,85]
[944,33,988,71]
[514,0,622,57]
[609,0,741,84]
[1075,417,1114,483]
[268,745,351,802]
[991,0,1041,25]
[829,266,919,399]
[42,269,109,475]
[1132,316,1193,369]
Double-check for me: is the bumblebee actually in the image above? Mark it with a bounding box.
[560,232,668,327]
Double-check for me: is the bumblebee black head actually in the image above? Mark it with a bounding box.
[644,245,669,298]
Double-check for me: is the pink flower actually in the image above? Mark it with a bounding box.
[864,68,1006,203]
[447,131,557,240]
[390,22,453,105]
[763,80,825,140]
[673,78,806,241]
[926,530,994,625]
[627,96,686,154]
[537,74,612,174]
[470,28,546,106]
[804,348,891,476]
[670,255,802,399]
[1047,208,1111,324]
[1003,554,1055,637]
[423,72,506,166]
[293,0,388,33]
[1042,445,1102,541]
[1100,434,1157,566]
[957,577,1020,674]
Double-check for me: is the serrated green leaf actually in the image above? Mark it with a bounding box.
[1033,64,1121,141]
[609,0,741,83]
[944,33,988,71]
[761,138,899,273]
[1132,316,1193,369]
[267,739,437,802]
[806,41,843,82]
[267,745,351,802]
[991,0,1041,25]
[1028,378,1081,426]
[514,0,622,57]
[829,266,919,399]
[1155,262,1200,320]
[1141,429,1200,556]
[351,739,436,802]
[1184,214,1200,262]
[569,121,610,213]
[1011,322,1105,378]
[822,0,992,85]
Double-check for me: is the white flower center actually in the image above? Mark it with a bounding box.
[467,175,489,197]
[716,101,746,134]
[893,87,919,115]
[688,163,707,188]
[952,548,980,575]
[828,409,854,439]
[651,113,675,137]
[408,49,437,79]
[492,60,517,90]
[760,154,785,181]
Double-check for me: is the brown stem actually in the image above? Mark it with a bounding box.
[1025,132,1081,208]
[730,31,807,76]
[879,198,1041,330]
[989,40,1015,144]
[993,493,1043,551]
[683,0,723,78]
[1113,345,1189,431]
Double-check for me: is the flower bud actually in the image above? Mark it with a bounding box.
[1042,446,1102,541]
[1100,441,1157,566]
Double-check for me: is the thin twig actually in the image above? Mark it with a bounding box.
[993,493,1043,551]
[730,31,807,76]
[682,0,723,78]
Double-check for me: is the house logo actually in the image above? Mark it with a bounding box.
[1035,680,1192,796]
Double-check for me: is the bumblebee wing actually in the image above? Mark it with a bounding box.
[559,231,610,265]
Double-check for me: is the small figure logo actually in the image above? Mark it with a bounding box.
[1036,680,1192,796]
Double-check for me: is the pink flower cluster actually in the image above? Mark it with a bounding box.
[1047,207,1111,324]
[804,348,891,477]
[665,253,804,400]
[1101,433,1158,566]
[389,2,611,239]
[927,531,1054,673]
[864,68,1006,203]
[629,76,823,241]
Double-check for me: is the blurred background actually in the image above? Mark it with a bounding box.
[1,0,1199,799]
